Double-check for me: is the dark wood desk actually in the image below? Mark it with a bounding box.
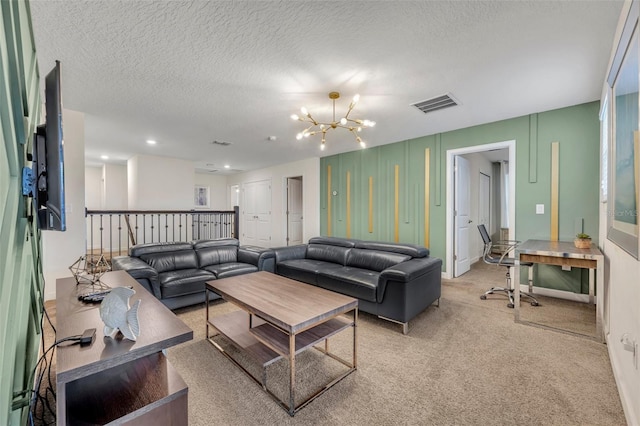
[515,239,604,342]
[56,271,193,425]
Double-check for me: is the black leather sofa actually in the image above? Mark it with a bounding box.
[272,237,442,333]
[111,238,274,309]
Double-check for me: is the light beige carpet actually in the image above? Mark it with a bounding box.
[37,262,626,425]
[168,263,625,426]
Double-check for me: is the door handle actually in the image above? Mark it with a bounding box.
[468,220,473,224]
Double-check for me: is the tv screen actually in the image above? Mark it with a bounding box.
[34,60,66,231]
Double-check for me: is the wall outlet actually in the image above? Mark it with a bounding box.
[535,204,544,214]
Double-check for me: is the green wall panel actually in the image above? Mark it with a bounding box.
[320,101,601,294]
[1,1,44,424]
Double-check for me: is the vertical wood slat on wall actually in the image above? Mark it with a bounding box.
[368,176,373,233]
[327,165,332,236]
[0,2,43,424]
[394,164,399,243]
[346,171,351,238]
[550,141,560,241]
[425,148,430,247]
[529,113,538,183]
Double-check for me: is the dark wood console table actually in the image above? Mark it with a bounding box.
[55,271,193,425]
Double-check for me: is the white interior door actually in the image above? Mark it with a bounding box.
[242,180,271,246]
[454,156,471,277]
[287,177,303,245]
[478,172,491,256]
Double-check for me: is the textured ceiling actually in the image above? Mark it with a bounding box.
[29,1,623,174]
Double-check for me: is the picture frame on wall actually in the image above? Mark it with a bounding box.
[606,2,640,259]
[194,185,210,209]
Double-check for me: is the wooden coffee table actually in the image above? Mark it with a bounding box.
[205,271,358,416]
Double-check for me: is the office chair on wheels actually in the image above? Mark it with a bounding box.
[477,224,539,309]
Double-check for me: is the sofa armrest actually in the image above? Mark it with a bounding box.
[238,246,276,272]
[380,257,442,283]
[272,245,307,263]
[111,256,161,298]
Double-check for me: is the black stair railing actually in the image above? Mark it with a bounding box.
[85,206,239,263]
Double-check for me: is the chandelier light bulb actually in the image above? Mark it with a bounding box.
[292,91,374,150]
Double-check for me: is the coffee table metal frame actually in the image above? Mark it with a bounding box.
[205,274,358,416]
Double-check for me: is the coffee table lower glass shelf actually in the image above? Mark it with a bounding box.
[206,288,357,416]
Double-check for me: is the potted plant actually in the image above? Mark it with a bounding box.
[574,233,592,249]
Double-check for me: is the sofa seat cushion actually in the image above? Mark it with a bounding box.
[316,267,379,302]
[158,269,214,299]
[276,259,343,286]
[203,262,258,279]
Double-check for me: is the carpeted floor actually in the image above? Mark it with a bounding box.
[39,262,626,425]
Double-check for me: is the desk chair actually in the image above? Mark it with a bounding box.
[477,224,539,308]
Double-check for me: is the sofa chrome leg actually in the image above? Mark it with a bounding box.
[378,315,410,334]
[436,298,440,307]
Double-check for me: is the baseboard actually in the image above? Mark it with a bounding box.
[606,333,638,426]
[518,285,590,303]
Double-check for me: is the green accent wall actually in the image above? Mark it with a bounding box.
[320,101,601,293]
[1,1,45,424]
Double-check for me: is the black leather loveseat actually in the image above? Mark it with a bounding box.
[112,238,274,309]
[272,237,442,333]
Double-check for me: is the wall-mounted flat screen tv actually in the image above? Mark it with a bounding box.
[33,60,65,231]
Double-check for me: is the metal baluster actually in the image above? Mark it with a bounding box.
[117,214,122,256]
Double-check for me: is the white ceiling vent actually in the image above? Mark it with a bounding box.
[211,140,232,146]
[412,93,459,114]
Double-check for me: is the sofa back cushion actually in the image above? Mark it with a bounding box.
[193,238,239,250]
[130,241,193,257]
[197,246,238,267]
[346,248,410,272]
[307,244,351,265]
[140,250,198,273]
[308,236,356,248]
[354,240,429,258]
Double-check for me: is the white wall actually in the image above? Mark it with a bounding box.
[227,157,320,247]
[600,2,640,424]
[128,154,194,209]
[194,172,228,210]
[85,166,102,209]
[43,109,86,300]
[103,163,127,209]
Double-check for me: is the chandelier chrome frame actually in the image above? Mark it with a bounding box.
[291,91,376,151]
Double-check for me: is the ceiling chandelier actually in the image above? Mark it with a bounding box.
[291,91,376,151]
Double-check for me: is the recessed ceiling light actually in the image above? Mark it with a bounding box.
[146,139,157,145]
[101,155,109,160]
[224,164,230,169]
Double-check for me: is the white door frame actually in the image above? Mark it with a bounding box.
[284,175,303,246]
[445,140,516,279]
